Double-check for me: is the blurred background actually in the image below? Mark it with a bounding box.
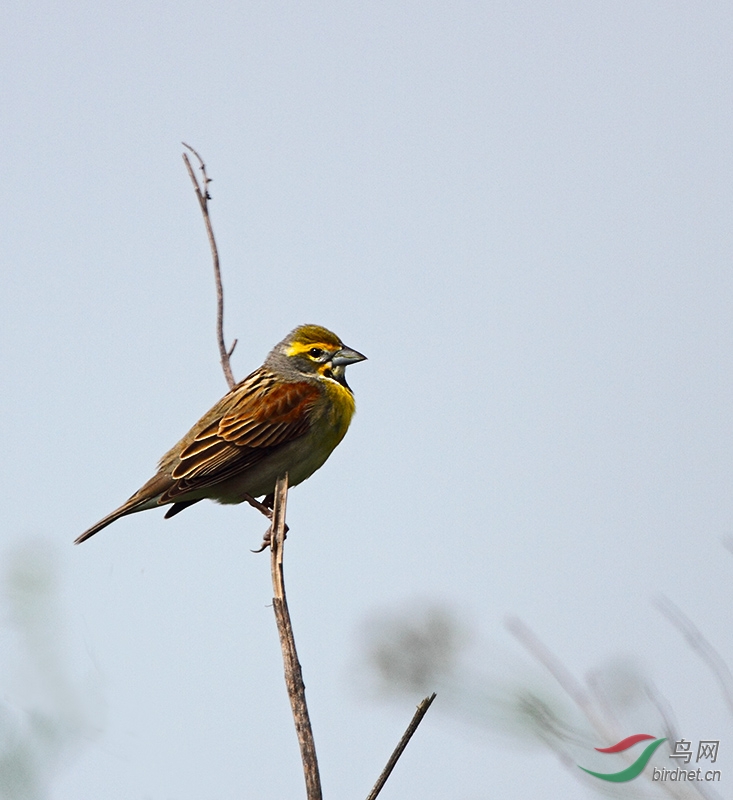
[1,1,732,797]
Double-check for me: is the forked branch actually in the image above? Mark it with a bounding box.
[185,148,436,797]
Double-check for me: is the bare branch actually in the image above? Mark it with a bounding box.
[270,475,323,800]
[365,693,436,800]
[181,143,236,389]
[655,595,733,717]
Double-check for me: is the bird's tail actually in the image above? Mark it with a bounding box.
[74,497,152,544]
[75,473,181,544]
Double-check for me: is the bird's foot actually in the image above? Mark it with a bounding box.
[244,494,287,552]
[251,533,270,553]
[251,522,289,553]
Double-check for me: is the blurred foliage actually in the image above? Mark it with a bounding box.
[0,542,96,800]
[360,602,724,800]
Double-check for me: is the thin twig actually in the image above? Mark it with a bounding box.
[655,595,733,717]
[270,475,323,800]
[181,143,237,389]
[366,693,436,800]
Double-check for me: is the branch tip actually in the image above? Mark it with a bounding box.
[365,693,437,800]
[181,145,236,389]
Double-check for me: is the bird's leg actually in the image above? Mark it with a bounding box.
[244,493,288,552]
[242,493,274,518]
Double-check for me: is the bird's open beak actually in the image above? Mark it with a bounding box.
[331,346,367,367]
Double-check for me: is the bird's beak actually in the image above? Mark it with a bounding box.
[331,346,367,367]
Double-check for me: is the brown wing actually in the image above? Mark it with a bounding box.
[159,369,320,501]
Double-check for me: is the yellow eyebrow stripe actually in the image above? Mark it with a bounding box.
[286,341,337,356]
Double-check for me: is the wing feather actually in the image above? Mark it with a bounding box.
[162,368,321,500]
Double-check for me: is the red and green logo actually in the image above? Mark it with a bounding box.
[578,735,667,782]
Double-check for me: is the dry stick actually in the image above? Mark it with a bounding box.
[365,693,437,800]
[182,143,237,389]
[270,475,323,800]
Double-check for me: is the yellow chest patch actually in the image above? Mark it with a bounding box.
[320,379,356,447]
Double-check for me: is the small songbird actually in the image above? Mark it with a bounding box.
[76,325,366,544]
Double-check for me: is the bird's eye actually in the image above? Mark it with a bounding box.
[309,347,325,358]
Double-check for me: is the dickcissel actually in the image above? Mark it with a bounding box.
[75,324,366,544]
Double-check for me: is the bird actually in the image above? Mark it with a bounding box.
[75,324,366,544]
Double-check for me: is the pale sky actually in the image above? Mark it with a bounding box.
[1,2,732,798]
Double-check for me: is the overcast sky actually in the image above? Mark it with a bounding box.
[2,2,732,798]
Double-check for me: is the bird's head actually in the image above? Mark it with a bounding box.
[267,324,366,388]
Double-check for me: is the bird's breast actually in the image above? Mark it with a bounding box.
[318,378,356,449]
[210,379,356,503]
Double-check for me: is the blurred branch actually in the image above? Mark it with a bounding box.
[365,693,436,800]
[269,475,323,800]
[642,682,680,745]
[655,595,733,717]
[181,143,237,389]
[505,617,615,743]
[507,617,713,800]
